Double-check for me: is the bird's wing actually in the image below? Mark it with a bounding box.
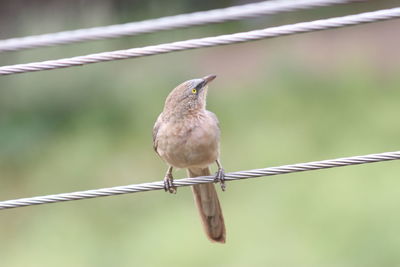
[152,114,162,155]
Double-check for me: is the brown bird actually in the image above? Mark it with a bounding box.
[153,75,226,243]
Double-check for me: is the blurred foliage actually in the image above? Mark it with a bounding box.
[0,1,400,267]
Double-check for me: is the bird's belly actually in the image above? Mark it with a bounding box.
[157,123,219,169]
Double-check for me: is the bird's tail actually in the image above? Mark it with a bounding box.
[187,167,226,243]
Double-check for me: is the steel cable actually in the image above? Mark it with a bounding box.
[0,7,399,75]
[0,151,399,210]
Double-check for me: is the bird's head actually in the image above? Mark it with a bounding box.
[164,75,216,116]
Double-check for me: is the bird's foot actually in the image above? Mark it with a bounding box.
[164,172,177,194]
[215,167,226,191]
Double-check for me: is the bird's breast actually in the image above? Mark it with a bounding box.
[156,113,220,168]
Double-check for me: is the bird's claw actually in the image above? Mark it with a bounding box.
[164,173,177,194]
[215,168,226,191]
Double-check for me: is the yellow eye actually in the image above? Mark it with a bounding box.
[192,88,197,94]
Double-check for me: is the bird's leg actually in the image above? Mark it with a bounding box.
[163,166,177,194]
[215,159,226,191]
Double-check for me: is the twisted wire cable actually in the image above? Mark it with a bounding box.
[0,0,351,52]
[0,151,399,210]
[0,7,399,76]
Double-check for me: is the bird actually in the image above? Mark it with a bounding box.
[152,75,226,243]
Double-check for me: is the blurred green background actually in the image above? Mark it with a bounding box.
[1,1,400,266]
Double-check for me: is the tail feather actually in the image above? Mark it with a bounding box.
[188,167,226,243]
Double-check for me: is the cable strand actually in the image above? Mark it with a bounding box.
[0,151,399,210]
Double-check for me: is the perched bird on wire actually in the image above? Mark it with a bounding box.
[153,75,226,243]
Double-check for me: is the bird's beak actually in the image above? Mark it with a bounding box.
[202,75,217,85]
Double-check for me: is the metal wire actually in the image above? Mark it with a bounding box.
[0,7,399,76]
[0,0,350,52]
[0,151,399,210]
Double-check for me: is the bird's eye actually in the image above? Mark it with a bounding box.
[192,88,197,94]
